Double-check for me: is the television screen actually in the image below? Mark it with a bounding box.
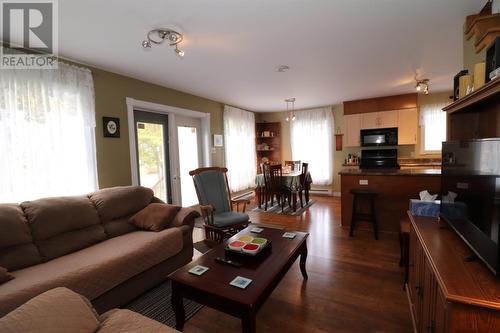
[441,139,500,276]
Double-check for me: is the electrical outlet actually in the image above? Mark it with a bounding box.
[456,182,469,189]
[359,179,368,185]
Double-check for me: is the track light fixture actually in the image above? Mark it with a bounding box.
[142,28,185,58]
[415,78,430,95]
[285,98,296,122]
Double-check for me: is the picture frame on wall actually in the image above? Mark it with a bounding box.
[214,134,223,147]
[103,117,120,138]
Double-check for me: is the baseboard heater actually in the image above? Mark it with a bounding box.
[309,188,334,196]
[232,191,254,201]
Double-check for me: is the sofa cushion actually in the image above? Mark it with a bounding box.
[21,196,106,261]
[0,204,42,270]
[0,267,14,285]
[89,186,154,237]
[99,309,179,333]
[102,216,139,238]
[0,287,100,333]
[0,228,183,316]
[130,204,181,232]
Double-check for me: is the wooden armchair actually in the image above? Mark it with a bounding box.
[189,167,250,243]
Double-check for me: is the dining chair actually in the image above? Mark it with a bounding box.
[189,167,250,243]
[299,162,310,208]
[285,160,301,171]
[266,164,287,212]
[258,162,268,208]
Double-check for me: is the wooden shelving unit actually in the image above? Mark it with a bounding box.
[442,78,500,141]
[255,122,281,171]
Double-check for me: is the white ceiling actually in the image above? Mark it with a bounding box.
[60,0,483,111]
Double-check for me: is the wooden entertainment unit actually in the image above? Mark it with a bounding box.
[407,214,500,333]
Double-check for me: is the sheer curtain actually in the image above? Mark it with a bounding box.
[0,62,98,203]
[291,107,334,185]
[223,105,257,192]
[420,102,448,152]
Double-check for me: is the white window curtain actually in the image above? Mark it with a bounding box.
[223,105,257,192]
[0,62,98,203]
[420,102,448,153]
[290,107,334,185]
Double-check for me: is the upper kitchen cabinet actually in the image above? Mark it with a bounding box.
[344,114,362,147]
[361,110,398,129]
[343,93,418,147]
[397,108,418,145]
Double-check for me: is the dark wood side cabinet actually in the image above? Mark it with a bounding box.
[443,78,500,141]
[407,214,500,333]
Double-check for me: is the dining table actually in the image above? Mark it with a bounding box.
[255,170,312,212]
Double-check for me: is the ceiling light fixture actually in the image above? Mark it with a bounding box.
[277,65,290,72]
[142,28,185,58]
[285,98,296,122]
[415,78,430,95]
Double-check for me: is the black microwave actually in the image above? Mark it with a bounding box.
[360,127,398,147]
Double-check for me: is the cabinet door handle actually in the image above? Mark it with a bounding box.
[415,285,422,296]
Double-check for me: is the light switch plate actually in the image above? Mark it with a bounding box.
[359,179,368,185]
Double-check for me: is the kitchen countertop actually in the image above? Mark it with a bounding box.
[339,168,441,176]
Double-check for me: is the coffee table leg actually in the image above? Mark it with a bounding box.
[171,282,185,331]
[300,243,308,279]
[242,311,256,333]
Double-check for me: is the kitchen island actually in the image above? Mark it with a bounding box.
[339,168,441,232]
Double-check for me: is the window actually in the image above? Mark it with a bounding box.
[420,103,447,153]
[290,108,334,185]
[0,62,98,202]
[223,106,257,192]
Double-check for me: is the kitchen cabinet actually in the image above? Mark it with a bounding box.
[344,114,362,147]
[344,109,418,147]
[398,108,418,145]
[361,110,398,129]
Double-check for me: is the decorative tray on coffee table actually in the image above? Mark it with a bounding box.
[224,235,272,257]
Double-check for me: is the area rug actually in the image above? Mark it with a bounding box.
[125,281,203,327]
[251,199,315,216]
[193,239,216,254]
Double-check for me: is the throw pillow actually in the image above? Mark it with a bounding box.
[129,203,181,231]
[0,267,14,285]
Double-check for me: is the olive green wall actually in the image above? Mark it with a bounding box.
[463,32,486,74]
[87,65,224,189]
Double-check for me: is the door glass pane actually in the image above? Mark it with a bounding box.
[137,122,167,202]
[178,126,199,206]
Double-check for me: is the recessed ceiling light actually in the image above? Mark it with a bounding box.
[277,65,290,72]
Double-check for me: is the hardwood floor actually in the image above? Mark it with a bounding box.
[187,196,412,333]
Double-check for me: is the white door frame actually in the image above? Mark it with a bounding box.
[126,97,211,204]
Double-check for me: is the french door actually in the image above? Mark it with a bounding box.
[133,110,172,203]
[176,116,202,207]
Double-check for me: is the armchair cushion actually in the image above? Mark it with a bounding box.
[213,212,249,228]
[193,171,231,213]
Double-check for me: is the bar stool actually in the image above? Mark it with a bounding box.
[349,189,379,240]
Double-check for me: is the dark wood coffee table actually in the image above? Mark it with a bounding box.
[168,226,309,333]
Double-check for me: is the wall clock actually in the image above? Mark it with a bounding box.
[103,117,120,138]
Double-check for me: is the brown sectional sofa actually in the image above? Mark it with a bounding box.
[0,186,199,316]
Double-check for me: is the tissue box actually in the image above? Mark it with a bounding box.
[410,199,441,217]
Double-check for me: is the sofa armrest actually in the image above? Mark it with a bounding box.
[169,207,200,229]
